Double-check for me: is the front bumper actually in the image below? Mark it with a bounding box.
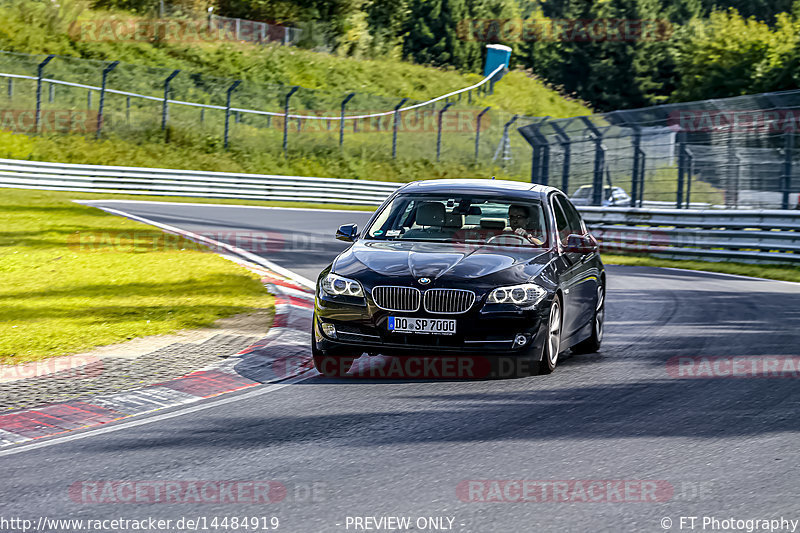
[313,294,551,358]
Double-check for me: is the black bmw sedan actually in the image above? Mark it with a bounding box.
[312,179,605,377]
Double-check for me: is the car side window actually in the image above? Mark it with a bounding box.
[552,196,570,246]
[559,197,585,236]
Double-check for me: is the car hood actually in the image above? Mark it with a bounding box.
[333,240,552,281]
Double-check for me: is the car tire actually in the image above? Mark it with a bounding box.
[538,295,563,374]
[572,283,605,354]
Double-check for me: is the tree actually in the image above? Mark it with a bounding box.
[672,9,800,101]
[518,0,675,111]
[401,0,516,72]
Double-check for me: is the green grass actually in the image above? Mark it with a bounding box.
[68,193,378,212]
[0,129,530,183]
[603,254,800,283]
[0,187,274,364]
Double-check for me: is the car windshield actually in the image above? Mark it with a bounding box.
[573,187,591,198]
[574,186,614,200]
[366,194,549,247]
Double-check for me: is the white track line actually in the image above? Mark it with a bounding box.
[74,201,316,289]
[652,266,800,287]
[0,373,313,458]
[79,198,375,213]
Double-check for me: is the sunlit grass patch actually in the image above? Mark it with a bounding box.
[603,254,800,283]
[0,188,274,363]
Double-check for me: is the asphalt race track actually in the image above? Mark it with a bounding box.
[1,200,798,533]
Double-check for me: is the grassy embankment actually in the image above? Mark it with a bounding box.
[0,1,590,182]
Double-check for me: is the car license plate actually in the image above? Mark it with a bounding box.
[387,317,456,335]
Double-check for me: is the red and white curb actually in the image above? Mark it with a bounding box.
[0,209,317,448]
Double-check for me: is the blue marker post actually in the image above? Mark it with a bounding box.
[483,44,511,95]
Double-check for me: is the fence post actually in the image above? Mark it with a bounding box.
[474,106,491,163]
[527,120,550,185]
[684,146,694,208]
[48,83,55,103]
[638,150,647,206]
[733,152,741,208]
[7,78,11,100]
[35,55,55,134]
[782,132,794,210]
[161,70,180,135]
[628,125,641,207]
[87,90,92,110]
[392,98,408,159]
[436,102,455,162]
[550,122,571,193]
[283,86,299,156]
[676,129,687,208]
[496,115,520,169]
[126,96,131,124]
[580,117,605,206]
[224,80,242,150]
[96,60,119,139]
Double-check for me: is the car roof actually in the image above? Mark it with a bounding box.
[397,179,556,199]
[575,184,619,190]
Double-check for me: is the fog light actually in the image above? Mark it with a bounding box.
[322,322,337,339]
[514,334,528,346]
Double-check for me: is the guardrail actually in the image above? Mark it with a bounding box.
[0,158,400,206]
[581,207,800,264]
[1,158,798,264]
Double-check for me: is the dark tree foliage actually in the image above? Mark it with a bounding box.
[516,0,676,111]
[400,0,514,71]
[91,0,800,109]
[401,0,480,70]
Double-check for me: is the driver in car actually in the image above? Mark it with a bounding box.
[507,204,544,245]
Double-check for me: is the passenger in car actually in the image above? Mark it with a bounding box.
[507,204,545,245]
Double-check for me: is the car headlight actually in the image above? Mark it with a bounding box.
[487,283,546,308]
[320,273,364,298]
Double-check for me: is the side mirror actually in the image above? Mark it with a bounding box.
[565,233,598,254]
[336,223,358,242]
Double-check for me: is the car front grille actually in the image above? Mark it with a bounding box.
[372,286,421,312]
[423,289,476,314]
[372,286,475,314]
